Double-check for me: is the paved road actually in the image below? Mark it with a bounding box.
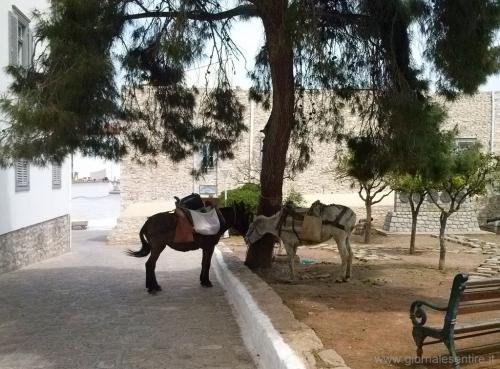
[0,231,255,369]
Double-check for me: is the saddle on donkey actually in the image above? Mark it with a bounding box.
[173,193,224,243]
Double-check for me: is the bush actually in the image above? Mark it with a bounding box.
[284,187,305,207]
[220,183,260,212]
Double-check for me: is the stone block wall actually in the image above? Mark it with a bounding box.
[383,193,480,233]
[477,194,500,225]
[115,91,499,239]
[352,205,393,226]
[120,91,499,208]
[383,209,480,233]
[0,215,70,274]
[108,215,147,245]
[441,93,493,150]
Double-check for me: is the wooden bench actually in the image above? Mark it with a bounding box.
[410,273,500,368]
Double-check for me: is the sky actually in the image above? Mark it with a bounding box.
[74,15,500,178]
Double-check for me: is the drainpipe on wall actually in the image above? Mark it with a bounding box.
[492,91,496,154]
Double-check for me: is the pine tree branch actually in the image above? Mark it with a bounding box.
[124,4,259,22]
[133,0,149,13]
[372,188,393,205]
[316,8,369,26]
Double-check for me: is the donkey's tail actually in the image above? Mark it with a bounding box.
[126,221,151,258]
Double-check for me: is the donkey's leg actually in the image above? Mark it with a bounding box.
[334,236,349,282]
[283,242,297,281]
[200,245,215,288]
[345,235,354,280]
[145,241,166,294]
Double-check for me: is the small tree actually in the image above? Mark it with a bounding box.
[427,144,500,270]
[386,98,451,254]
[390,175,428,254]
[338,137,393,243]
[284,187,305,207]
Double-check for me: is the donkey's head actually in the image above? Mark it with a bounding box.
[229,202,254,236]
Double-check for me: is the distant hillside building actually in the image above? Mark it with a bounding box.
[0,1,71,273]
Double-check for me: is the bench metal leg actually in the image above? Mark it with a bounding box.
[412,329,425,358]
[444,337,460,369]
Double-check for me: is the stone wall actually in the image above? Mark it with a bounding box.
[477,194,500,226]
[441,93,493,150]
[114,91,499,240]
[0,215,70,274]
[121,91,499,208]
[383,193,480,233]
[108,215,147,245]
[353,205,394,226]
[492,91,500,153]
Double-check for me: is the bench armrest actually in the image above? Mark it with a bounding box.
[410,300,448,327]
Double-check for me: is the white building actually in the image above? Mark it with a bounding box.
[0,1,71,274]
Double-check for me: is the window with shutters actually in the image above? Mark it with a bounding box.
[456,138,477,150]
[15,160,30,192]
[52,164,62,189]
[201,143,215,169]
[8,6,32,68]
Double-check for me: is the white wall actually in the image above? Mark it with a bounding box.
[0,0,49,91]
[0,0,71,235]
[73,153,121,180]
[0,160,71,235]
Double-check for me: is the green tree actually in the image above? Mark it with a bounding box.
[1,0,499,269]
[337,137,393,243]
[427,144,500,270]
[390,175,428,254]
[387,100,451,254]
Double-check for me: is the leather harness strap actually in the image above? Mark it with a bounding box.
[322,205,349,231]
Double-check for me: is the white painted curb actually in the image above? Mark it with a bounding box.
[213,248,307,369]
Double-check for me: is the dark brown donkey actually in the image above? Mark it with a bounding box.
[127,203,252,294]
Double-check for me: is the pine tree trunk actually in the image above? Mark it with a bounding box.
[439,212,449,270]
[245,3,295,269]
[410,211,418,255]
[364,201,372,244]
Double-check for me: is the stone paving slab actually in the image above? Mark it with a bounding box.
[0,231,255,369]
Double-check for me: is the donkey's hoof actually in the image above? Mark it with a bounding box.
[155,285,162,291]
[147,289,157,295]
[335,277,348,283]
[201,280,213,288]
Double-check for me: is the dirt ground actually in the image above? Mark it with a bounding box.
[225,232,500,369]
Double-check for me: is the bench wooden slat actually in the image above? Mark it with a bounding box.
[458,300,500,314]
[455,319,500,334]
[460,287,500,301]
[466,278,500,288]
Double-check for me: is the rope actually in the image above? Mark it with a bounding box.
[258,194,283,202]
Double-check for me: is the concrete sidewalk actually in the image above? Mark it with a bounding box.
[0,231,255,369]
